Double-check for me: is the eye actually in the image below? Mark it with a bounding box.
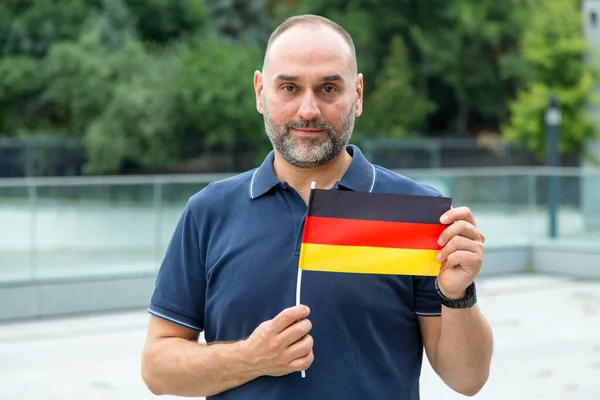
[282,85,296,92]
[322,85,337,94]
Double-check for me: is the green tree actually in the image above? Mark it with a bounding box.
[124,0,207,44]
[357,35,434,139]
[1,0,218,172]
[42,33,180,172]
[83,48,181,173]
[0,55,41,132]
[0,0,135,134]
[204,0,272,44]
[175,36,266,151]
[409,0,528,136]
[41,28,265,174]
[503,0,598,158]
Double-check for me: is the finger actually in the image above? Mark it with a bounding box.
[437,236,483,263]
[438,220,482,246]
[285,334,313,361]
[444,250,483,271]
[440,206,476,227]
[269,305,310,335]
[279,318,312,348]
[439,261,450,274]
[287,349,314,372]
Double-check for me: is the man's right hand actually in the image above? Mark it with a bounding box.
[241,305,314,377]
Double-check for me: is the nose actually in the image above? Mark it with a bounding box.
[297,92,321,121]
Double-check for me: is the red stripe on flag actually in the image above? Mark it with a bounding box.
[302,216,444,250]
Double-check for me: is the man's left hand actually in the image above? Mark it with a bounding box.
[436,207,485,300]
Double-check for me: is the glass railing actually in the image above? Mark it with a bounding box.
[1,167,599,283]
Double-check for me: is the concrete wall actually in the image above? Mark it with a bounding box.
[533,239,600,280]
[0,274,156,321]
[479,243,532,276]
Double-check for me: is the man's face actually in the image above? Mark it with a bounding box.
[254,25,363,168]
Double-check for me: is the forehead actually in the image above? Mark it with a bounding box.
[264,25,355,80]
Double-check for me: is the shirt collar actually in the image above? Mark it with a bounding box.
[248,144,376,199]
[336,145,376,192]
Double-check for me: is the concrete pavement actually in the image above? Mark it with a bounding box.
[1,274,600,399]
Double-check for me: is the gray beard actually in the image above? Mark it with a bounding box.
[263,102,355,168]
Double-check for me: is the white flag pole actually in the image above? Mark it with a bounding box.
[295,267,305,379]
[297,181,316,379]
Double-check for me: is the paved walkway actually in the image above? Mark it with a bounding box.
[1,274,600,399]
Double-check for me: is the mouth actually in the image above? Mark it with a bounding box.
[290,128,325,137]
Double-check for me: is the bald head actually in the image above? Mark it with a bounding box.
[262,15,358,76]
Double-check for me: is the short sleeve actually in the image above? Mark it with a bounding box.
[148,200,206,331]
[413,276,441,316]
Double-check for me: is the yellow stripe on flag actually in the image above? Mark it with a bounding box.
[299,243,441,276]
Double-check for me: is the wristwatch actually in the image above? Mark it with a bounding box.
[434,278,477,309]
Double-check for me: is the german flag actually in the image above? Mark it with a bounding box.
[298,189,452,276]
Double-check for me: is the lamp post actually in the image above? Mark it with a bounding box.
[545,96,561,238]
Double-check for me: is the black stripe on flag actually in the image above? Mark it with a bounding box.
[309,189,452,224]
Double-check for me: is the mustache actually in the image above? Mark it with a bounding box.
[285,119,333,131]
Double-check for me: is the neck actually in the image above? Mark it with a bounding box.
[272,149,353,203]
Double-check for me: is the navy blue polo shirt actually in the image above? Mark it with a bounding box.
[148,145,442,400]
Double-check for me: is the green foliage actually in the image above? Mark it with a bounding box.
[83,0,136,48]
[83,49,180,173]
[0,0,136,134]
[503,0,598,158]
[0,0,597,173]
[409,0,529,135]
[42,32,182,173]
[2,0,100,57]
[124,0,207,44]
[357,35,434,138]
[204,0,271,44]
[0,55,41,131]
[175,37,265,147]
[43,33,125,133]
[40,29,265,173]
[0,1,189,171]
[0,55,39,100]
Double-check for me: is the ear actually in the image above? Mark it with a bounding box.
[254,70,264,114]
[354,73,364,117]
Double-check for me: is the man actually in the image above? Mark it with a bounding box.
[141,14,493,399]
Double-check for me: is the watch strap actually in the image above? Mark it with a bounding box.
[435,278,477,309]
